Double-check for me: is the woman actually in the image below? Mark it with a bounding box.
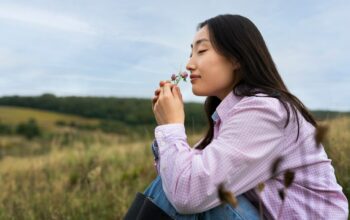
[146,14,348,219]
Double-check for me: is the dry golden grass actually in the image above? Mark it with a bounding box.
[0,114,348,219]
[0,131,158,219]
[322,116,350,199]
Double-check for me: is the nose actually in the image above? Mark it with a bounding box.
[186,58,195,73]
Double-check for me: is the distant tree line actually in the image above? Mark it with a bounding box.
[0,94,348,133]
[0,94,209,135]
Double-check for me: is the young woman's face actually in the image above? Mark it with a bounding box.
[186,25,240,100]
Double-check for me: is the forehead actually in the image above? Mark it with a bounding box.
[194,26,209,40]
[191,26,210,48]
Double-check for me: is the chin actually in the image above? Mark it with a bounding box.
[192,87,209,96]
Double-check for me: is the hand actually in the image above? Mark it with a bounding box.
[152,81,185,125]
[152,80,172,107]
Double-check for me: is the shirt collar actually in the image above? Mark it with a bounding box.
[211,110,219,122]
[211,91,243,122]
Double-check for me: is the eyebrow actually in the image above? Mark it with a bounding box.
[190,38,209,49]
[189,38,209,58]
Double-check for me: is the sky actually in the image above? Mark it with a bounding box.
[0,0,349,111]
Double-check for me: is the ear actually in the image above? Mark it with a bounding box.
[232,58,241,71]
[232,59,242,86]
[236,62,241,69]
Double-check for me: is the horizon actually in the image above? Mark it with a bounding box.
[0,92,349,113]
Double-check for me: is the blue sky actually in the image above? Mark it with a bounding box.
[0,0,349,110]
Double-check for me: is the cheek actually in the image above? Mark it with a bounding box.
[203,58,232,82]
[212,57,234,81]
[193,54,234,95]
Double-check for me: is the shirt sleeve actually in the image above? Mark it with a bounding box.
[154,97,286,214]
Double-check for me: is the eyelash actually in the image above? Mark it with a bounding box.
[189,50,207,58]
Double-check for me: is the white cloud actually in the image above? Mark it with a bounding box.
[0,3,96,34]
[0,0,349,110]
[0,49,20,68]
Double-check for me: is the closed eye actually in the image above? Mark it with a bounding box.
[189,50,207,58]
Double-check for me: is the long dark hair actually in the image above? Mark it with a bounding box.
[195,14,317,150]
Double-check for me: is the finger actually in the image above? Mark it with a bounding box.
[156,83,173,96]
[152,95,158,107]
[174,86,183,102]
[160,80,171,87]
[161,82,173,96]
[155,89,161,96]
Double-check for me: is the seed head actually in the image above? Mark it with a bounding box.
[283,170,295,188]
[257,182,265,192]
[218,183,238,208]
[315,123,329,147]
[271,156,284,177]
[278,188,285,201]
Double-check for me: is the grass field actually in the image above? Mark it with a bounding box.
[0,106,99,130]
[0,107,348,219]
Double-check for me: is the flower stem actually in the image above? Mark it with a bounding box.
[258,193,264,220]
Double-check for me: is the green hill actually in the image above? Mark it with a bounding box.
[0,94,208,132]
[0,106,100,129]
[0,93,348,127]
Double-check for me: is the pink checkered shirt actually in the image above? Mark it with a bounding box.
[153,91,348,219]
